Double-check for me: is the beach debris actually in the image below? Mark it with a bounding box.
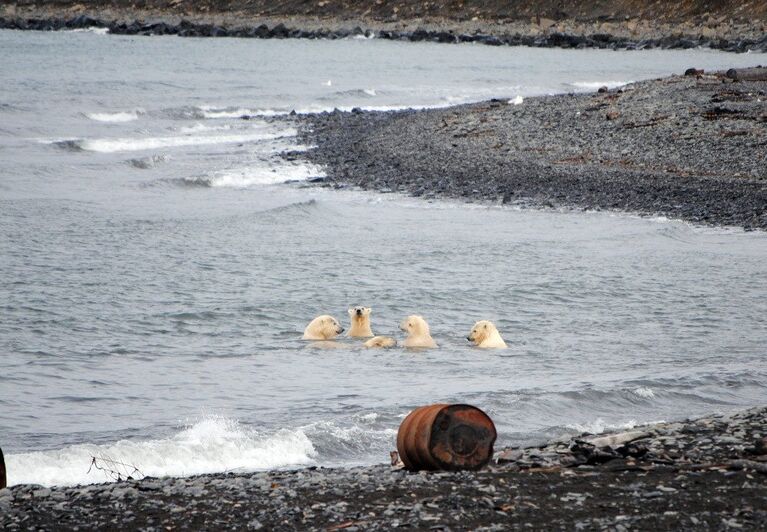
[396,404,497,471]
[509,95,524,105]
[684,67,704,77]
[587,430,650,449]
[390,451,404,469]
[0,446,6,489]
[725,67,767,81]
[87,455,144,482]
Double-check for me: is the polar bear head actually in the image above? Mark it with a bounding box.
[467,320,507,348]
[399,315,437,348]
[348,306,371,319]
[347,306,374,337]
[303,315,344,340]
[400,315,430,337]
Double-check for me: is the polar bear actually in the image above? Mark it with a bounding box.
[400,315,437,348]
[302,315,344,340]
[347,306,374,338]
[364,336,397,348]
[467,320,507,348]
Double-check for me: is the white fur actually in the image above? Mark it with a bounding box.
[467,320,507,348]
[364,336,396,348]
[347,306,374,338]
[303,315,344,340]
[400,315,437,348]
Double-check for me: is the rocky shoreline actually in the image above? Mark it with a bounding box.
[2,406,766,530]
[1,3,766,52]
[300,69,767,230]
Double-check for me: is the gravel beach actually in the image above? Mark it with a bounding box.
[2,407,766,530]
[301,69,767,230]
[2,0,767,52]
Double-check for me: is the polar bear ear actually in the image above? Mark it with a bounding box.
[347,308,354,315]
[365,307,372,314]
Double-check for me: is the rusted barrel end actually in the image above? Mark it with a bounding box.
[396,404,497,471]
[0,446,6,489]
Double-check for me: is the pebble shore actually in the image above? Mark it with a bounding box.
[301,70,767,230]
[1,3,766,52]
[2,407,765,530]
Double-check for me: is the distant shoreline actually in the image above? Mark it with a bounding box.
[301,69,767,230]
[1,1,766,52]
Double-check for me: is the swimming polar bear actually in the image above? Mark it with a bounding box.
[467,320,507,348]
[303,315,344,340]
[400,315,437,348]
[364,336,397,348]
[347,306,374,338]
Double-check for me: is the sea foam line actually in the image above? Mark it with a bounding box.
[85,109,144,123]
[5,417,317,487]
[185,157,325,188]
[46,130,296,153]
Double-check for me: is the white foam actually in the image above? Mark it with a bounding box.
[69,27,109,35]
[363,89,377,97]
[570,80,632,90]
[86,109,144,123]
[632,386,655,399]
[197,101,466,118]
[199,160,325,188]
[566,418,638,435]
[5,417,316,487]
[358,413,379,423]
[197,106,290,119]
[78,130,295,153]
[177,123,232,133]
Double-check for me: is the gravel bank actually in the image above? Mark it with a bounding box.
[2,1,767,52]
[2,407,766,530]
[301,70,767,230]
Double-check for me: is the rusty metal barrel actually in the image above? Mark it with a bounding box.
[1,446,6,489]
[396,404,497,471]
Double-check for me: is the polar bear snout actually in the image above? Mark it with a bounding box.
[356,308,363,317]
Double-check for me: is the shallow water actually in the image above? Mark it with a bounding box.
[1,29,766,487]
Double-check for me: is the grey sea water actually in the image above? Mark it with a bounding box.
[1,28,766,486]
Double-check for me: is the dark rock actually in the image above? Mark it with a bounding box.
[270,23,289,38]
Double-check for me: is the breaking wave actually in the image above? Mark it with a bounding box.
[4,414,398,487]
[5,417,317,487]
[198,106,291,119]
[49,130,295,153]
[85,109,144,122]
[183,160,325,187]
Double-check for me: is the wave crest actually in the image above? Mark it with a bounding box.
[85,109,144,123]
[5,416,317,487]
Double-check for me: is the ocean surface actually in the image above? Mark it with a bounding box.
[1,28,766,487]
